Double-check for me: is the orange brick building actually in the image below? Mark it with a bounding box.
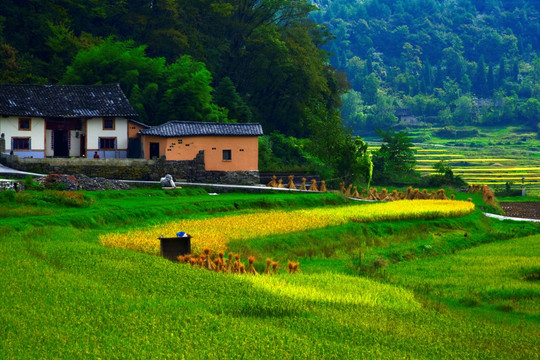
[139,121,263,171]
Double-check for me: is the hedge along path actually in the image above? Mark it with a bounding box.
[100,200,475,255]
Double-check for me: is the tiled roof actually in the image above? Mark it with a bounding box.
[139,121,264,137]
[0,84,138,118]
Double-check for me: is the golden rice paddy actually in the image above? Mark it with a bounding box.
[415,154,464,157]
[416,149,448,152]
[100,200,475,256]
[416,159,514,162]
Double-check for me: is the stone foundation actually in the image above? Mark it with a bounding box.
[0,179,24,191]
[0,151,259,185]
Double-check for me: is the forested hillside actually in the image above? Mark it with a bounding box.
[2,0,540,184]
[312,0,540,133]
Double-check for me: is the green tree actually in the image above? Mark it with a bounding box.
[306,103,350,176]
[371,129,417,185]
[341,90,367,132]
[159,55,227,123]
[362,73,380,105]
[213,77,252,123]
[423,160,466,187]
[63,39,226,124]
[474,57,487,96]
[346,137,372,186]
[62,39,166,124]
[518,98,540,129]
[453,96,474,125]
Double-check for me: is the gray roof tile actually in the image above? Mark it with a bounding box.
[139,121,263,137]
[0,84,138,118]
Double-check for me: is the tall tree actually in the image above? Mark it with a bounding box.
[62,39,226,124]
[371,129,417,185]
[213,77,252,123]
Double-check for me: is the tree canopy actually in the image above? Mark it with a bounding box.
[0,0,346,137]
[312,0,540,133]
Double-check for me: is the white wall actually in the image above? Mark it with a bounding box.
[86,117,128,151]
[1,116,45,153]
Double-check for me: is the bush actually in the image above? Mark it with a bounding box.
[421,161,467,188]
[434,127,479,139]
[258,133,320,173]
[24,176,44,191]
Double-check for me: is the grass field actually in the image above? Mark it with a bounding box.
[1,188,539,358]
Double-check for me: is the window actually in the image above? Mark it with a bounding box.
[18,118,31,131]
[12,137,30,150]
[103,117,115,130]
[178,139,183,144]
[239,149,244,152]
[222,149,232,161]
[99,137,116,150]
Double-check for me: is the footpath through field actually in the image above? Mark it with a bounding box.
[483,212,540,223]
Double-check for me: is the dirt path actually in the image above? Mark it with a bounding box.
[500,202,540,220]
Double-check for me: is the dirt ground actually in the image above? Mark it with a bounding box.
[500,202,540,220]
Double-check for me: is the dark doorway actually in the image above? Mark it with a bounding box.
[149,142,160,159]
[128,138,141,158]
[54,130,69,157]
[80,134,86,157]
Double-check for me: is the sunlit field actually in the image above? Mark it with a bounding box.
[101,200,475,255]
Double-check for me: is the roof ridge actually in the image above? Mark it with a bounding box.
[0,83,121,87]
[140,121,263,137]
[164,120,259,125]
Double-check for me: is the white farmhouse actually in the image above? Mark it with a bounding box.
[0,84,140,158]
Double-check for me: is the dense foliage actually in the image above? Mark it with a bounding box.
[371,129,417,185]
[312,0,540,133]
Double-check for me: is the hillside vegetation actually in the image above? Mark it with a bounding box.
[0,0,344,137]
[312,0,540,134]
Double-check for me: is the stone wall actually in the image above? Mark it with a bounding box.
[0,151,259,185]
[0,179,24,191]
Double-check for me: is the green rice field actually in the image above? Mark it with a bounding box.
[1,188,539,358]
[368,126,540,196]
[412,146,540,195]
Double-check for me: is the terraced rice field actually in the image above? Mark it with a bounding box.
[412,146,540,195]
[100,200,474,255]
